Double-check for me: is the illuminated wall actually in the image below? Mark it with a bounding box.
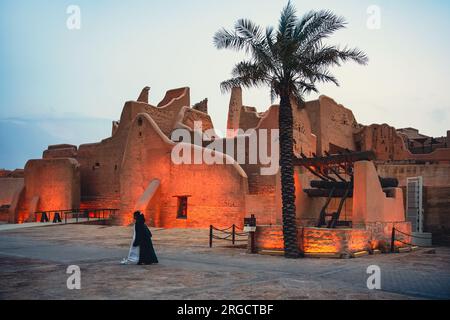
[17,158,80,223]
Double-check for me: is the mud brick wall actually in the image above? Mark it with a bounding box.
[423,187,450,244]
[378,164,450,244]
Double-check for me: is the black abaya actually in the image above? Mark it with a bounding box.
[133,216,158,265]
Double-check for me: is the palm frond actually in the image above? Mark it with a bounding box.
[305,45,369,68]
[311,69,339,86]
[220,61,269,93]
[213,28,248,51]
[220,76,266,94]
[335,46,369,65]
[278,1,297,39]
[214,3,368,100]
[231,61,268,80]
[235,19,264,43]
[296,10,347,51]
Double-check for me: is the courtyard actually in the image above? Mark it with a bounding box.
[0,224,449,300]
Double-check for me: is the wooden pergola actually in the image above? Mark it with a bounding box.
[294,151,397,228]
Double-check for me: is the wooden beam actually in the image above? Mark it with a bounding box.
[304,189,354,198]
[294,151,376,167]
[310,177,398,190]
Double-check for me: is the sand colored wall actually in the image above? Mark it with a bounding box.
[192,98,208,114]
[0,177,24,222]
[353,161,405,224]
[17,158,80,222]
[0,178,24,207]
[305,96,358,156]
[245,193,278,225]
[239,106,264,131]
[157,87,190,109]
[356,124,412,161]
[77,138,125,210]
[74,86,189,210]
[54,101,136,210]
[378,164,450,242]
[137,86,150,103]
[8,85,443,238]
[0,169,24,178]
[226,87,243,138]
[119,113,248,227]
[292,104,317,157]
[211,99,316,227]
[409,148,450,163]
[181,107,214,133]
[227,89,317,159]
[219,97,317,226]
[422,187,450,243]
[377,164,450,187]
[43,145,78,159]
[356,124,450,162]
[116,87,190,138]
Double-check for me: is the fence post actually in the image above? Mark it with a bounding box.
[391,227,396,253]
[209,225,213,248]
[232,224,236,245]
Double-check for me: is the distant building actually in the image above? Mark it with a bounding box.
[1,86,449,252]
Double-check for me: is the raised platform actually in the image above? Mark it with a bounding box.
[255,222,412,255]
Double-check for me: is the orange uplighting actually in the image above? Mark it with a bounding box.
[256,225,372,254]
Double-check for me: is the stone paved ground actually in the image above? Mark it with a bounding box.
[0,225,449,300]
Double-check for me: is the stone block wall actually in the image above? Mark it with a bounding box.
[255,221,412,254]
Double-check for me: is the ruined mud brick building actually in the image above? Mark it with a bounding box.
[1,86,449,253]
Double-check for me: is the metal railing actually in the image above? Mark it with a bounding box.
[34,208,119,224]
[209,224,248,248]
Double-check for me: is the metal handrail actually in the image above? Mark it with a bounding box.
[34,208,119,224]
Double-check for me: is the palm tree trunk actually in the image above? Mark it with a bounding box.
[278,90,300,258]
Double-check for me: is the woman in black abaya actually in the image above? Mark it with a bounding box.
[133,211,158,265]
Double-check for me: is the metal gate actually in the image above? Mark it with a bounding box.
[406,177,424,233]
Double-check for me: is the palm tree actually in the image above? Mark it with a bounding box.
[214,2,368,258]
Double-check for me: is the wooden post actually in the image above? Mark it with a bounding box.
[232,224,236,245]
[250,230,256,254]
[209,225,213,248]
[391,227,396,253]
